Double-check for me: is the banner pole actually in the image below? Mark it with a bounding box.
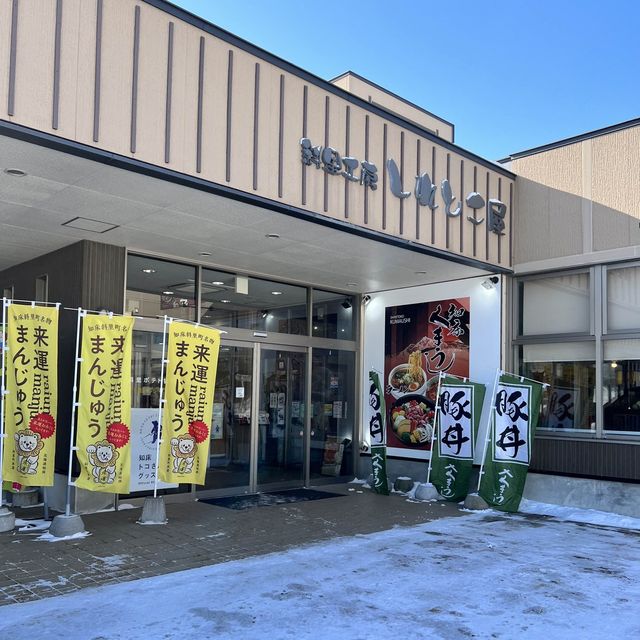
[0,298,8,505]
[477,368,501,492]
[153,316,170,499]
[64,308,84,517]
[425,372,443,486]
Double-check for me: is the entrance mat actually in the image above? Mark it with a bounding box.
[198,488,345,511]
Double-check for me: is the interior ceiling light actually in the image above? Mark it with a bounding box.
[211,281,225,286]
[199,251,212,256]
[4,168,26,177]
[142,268,156,274]
[265,233,280,239]
[162,290,174,295]
[271,291,283,295]
[347,282,358,287]
[220,299,231,304]
[415,270,427,275]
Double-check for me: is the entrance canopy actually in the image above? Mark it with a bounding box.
[0,133,500,293]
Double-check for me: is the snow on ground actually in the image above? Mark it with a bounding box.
[1,510,639,640]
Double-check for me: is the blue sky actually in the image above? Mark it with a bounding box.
[172,0,639,161]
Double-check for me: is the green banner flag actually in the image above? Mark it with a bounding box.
[368,370,389,495]
[431,375,486,502]
[478,372,544,512]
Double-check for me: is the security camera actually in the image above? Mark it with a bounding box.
[362,294,372,304]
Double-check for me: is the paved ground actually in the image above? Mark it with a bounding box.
[0,483,463,606]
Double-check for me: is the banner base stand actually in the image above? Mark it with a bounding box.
[49,513,86,537]
[464,493,489,510]
[0,507,16,533]
[415,483,439,501]
[138,496,167,525]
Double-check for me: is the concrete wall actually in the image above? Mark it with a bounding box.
[510,123,640,270]
[0,0,513,269]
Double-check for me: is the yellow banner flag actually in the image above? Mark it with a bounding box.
[2,304,58,487]
[159,321,221,485]
[75,315,134,493]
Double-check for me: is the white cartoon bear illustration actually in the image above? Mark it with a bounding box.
[170,434,197,474]
[14,429,44,475]
[86,440,119,484]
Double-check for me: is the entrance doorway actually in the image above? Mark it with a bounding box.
[129,325,355,500]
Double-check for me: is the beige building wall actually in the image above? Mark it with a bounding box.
[509,123,640,268]
[330,72,454,141]
[0,0,512,269]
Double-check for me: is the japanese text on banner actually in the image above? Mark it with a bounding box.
[75,315,134,493]
[2,304,58,487]
[159,322,221,485]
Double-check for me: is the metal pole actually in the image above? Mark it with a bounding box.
[0,298,8,506]
[477,368,501,492]
[152,316,170,498]
[425,372,444,486]
[65,308,84,517]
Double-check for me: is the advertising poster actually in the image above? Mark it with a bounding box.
[2,304,58,486]
[159,321,221,485]
[129,408,177,492]
[384,298,470,459]
[75,315,134,494]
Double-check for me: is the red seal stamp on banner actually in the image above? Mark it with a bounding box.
[29,413,55,439]
[188,420,209,444]
[106,422,130,449]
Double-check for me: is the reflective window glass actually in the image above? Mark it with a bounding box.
[200,270,308,335]
[312,290,355,340]
[126,255,196,321]
[520,273,590,335]
[603,339,640,432]
[607,266,640,331]
[519,342,596,432]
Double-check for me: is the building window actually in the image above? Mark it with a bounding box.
[126,255,197,321]
[200,268,308,335]
[3,286,13,299]
[518,343,596,432]
[516,264,640,440]
[519,272,590,336]
[35,275,48,303]
[607,265,640,332]
[312,290,355,341]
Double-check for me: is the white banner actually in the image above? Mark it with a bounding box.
[438,385,474,459]
[129,408,177,492]
[492,383,531,466]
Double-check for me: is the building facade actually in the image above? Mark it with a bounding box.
[0,0,637,512]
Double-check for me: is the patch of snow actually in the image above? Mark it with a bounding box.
[116,503,138,511]
[348,477,367,484]
[23,577,69,590]
[396,476,411,480]
[36,531,91,543]
[2,510,639,639]
[519,499,640,530]
[15,518,51,532]
[91,554,130,568]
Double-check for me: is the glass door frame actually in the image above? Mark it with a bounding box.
[253,342,311,493]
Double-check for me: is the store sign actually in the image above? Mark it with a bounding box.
[299,139,506,235]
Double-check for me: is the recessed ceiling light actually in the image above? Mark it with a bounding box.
[220,299,231,304]
[271,291,283,295]
[211,281,224,286]
[199,251,212,256]
[162,290,174,295]
[142,268,156,274]
[265,233,280,239]
[347,282,358,287]
[415,270,427,275]
[4,168,26,177]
